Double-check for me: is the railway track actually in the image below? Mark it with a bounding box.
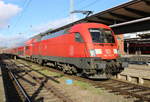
[94,79,150,101]
[14,58,150,102]
[1,59,74,102]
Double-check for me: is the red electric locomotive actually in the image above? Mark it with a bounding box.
[5,23,127,78]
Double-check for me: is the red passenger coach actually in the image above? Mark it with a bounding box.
[5,23,128,78]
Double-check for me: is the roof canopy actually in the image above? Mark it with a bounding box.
[81,0,150,34]
[86,0,150,25]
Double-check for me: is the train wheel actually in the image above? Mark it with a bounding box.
[38,59,44,66]
[62,64,77,74]
[62,64,72,74]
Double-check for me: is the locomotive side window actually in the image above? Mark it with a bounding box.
[36,36,42,42]
[89,28,115,43]
[25,46,29,50]
[75,33,83,42]
[41,28,70,40]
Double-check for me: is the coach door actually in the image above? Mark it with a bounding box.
[25,44,32,56]
[25,45,30,56]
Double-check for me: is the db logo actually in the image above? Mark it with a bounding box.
[105,49,111,54]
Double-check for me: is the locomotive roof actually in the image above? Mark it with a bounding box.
[33,0,150,39]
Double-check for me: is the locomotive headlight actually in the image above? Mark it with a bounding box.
[89,49,96,56]
[113,49,118,54]
[95,49,102,54]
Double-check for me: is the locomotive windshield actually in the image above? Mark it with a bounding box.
[89,28,115,43]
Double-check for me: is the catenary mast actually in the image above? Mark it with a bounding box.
[70,0,75,21]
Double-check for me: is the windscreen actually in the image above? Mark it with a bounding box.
[89,28,115,43]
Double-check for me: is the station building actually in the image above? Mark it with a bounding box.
[116,31,150,56]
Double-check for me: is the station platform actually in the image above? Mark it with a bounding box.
[0,67,6,102]
[122,54,150,57]
[115,64,150,86]
[122,64,150,79]
[121,54,150,64]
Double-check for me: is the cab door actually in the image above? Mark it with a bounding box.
[71,32,87,57]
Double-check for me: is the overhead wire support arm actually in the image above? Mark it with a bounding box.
[71,10,93,17]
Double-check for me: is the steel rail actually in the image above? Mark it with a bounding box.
[9,59,74,102]
[6,65,32,102]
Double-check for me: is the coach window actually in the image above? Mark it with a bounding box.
[75,33,83,42]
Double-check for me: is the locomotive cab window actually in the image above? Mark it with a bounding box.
[75,33,83,42]
[89,28,115,43]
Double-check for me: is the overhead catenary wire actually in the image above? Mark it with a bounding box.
[76,0,88,6]
[12,0,32,30]
[6,0,30,39]
[22,0,29,9]
[79,0,102,10]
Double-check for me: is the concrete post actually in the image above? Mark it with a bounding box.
[14,56,16,60]
[127,75,132,82]
[138,77,144,84]
[117,74,121,79]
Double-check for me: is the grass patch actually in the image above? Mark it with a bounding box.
[41,69,64,77]
[74,80,104,94]
[74,80,91,90]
